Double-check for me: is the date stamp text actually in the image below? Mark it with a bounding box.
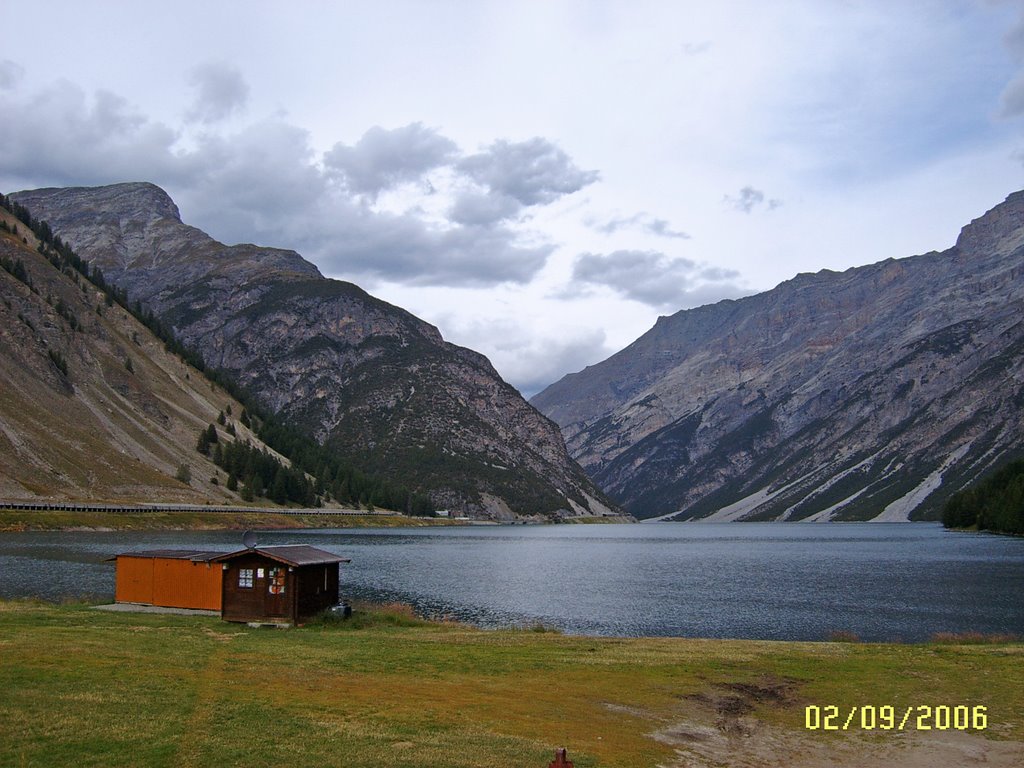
[804,704,987,731]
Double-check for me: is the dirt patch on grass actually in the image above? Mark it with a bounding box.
[656,723,1024,768]
[680,676,801,737]
[657,675,1023,768]
[202,628,243,642]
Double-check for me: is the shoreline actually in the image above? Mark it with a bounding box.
[0,504,634,532]
[0,508,463,532]
[4,596,1019,647]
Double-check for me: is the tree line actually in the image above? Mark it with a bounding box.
[943,457,1024,534]
[196,419,433,513]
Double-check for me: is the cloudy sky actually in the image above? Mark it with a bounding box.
[3,2,1024,396]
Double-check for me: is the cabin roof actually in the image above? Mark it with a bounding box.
[105,549,225,562]
[212,545,350,567]
[107,545,350,566]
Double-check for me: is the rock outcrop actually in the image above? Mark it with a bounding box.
[532,191,1024,520]
[11,183,618,519]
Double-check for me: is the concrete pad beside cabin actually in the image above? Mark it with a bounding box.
[93,603,219,617]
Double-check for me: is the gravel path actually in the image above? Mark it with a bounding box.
[93,603,218,616]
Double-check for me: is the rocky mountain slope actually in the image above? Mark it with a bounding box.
[532,191,1024,521]
[0,204,267,504]
[10,183,617,519]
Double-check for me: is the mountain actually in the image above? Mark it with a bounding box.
[10,183,617,520]
[532,191,1024,521]
[0,203,263,503]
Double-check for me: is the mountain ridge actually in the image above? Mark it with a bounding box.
[10,183,619,520]
[532,190,1024,521]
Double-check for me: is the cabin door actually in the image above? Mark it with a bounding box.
[265,566,289,618]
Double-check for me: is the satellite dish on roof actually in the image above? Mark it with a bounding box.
[242,530,258,550]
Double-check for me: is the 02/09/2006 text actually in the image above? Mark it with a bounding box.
[804,704,987,731]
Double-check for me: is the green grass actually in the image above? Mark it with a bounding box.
[1,602,1022,767]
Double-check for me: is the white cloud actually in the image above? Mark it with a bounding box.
[724,186,782,214]
[439,316,611,398]
[568,249,748,311]
[587,212,690,239]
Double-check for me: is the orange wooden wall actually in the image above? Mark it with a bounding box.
[115,557,223,610]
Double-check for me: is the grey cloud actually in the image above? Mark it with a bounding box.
[0,60,24,90]
[569,249,748,310]
[178,125,549,287]
[1,79,565,289]
[591,212,689,239]
[458,137,599,206]
[729,186,763,213]
[185,62,250,124]
[1005,7,1024,61]
[173,120,327,243]
[646,218,690,238]
[0,81,179,190]
[725,186,782,213]
[590,212,641,234]
[303,210,552,287]
[1000,72,1024,117]
[699,265,741,281]
[448,190,521,226]
[996,3,1024,117]
[324,122,457,197]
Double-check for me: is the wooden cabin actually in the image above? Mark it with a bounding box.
[109,544,350,624]
[213,545,350,625]
[111,549,224,610]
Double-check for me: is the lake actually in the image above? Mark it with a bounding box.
[1,522,1022,642]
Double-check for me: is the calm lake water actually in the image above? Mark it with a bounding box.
[1,523,1022,642]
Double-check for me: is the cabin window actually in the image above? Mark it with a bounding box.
[268,567,286,595]
[238,568,254,588]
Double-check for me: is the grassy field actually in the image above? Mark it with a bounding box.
[1,601,1021,768]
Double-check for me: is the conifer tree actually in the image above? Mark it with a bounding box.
[196,429,211,455]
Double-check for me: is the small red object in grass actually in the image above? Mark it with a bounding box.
[548,748,574,767]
